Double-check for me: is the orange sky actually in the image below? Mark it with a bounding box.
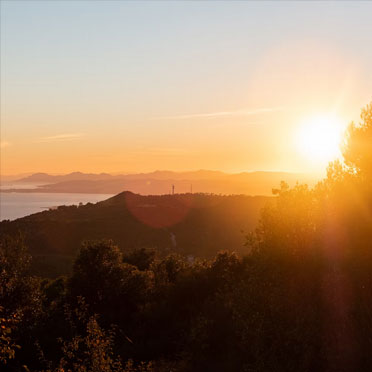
[1,1,372,176]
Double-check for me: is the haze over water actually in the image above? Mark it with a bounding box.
[0,193,113,221]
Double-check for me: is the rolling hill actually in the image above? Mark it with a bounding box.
[0,192,271,277]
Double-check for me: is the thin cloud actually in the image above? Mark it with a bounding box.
[0,141,11,149]
[153,107,283,120]
[38,133,85,143]
[130,147,191,156]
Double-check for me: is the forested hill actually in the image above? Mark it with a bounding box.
[0,192,270,277]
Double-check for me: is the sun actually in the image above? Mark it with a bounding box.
[295,115,345,166]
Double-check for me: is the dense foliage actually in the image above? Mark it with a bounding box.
[0,194,268,278]
[2,102,372,371]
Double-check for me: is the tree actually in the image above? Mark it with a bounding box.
[0,236,42,369]
[0,235,41,317]
[343,102,372,180]
[122,248,156,271]
[0,307,20,365]
[69,240,152,326]
[38,299,153,372]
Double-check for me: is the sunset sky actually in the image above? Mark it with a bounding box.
[1,1,372,176]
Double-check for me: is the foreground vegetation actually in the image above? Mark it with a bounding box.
[2,102,372,371]
[0,193,268,278]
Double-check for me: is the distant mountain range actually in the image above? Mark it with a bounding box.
[14,171,114,183]
[3,170,318,196]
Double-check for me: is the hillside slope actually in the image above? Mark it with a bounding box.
[0,192,271,277]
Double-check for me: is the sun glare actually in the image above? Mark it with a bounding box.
[295,115,345,166]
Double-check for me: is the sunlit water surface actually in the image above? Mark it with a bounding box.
[0,192,113,221]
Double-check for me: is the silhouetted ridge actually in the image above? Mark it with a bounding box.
[0,191,270,277]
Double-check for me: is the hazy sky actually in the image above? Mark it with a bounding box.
[1,1,372,176]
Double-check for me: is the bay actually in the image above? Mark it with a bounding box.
[0,192,113,221]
